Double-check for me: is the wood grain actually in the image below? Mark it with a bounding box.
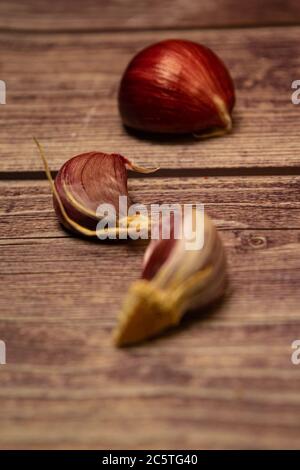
[0,27,300,172]
[0,0,299,32]
[1,176,300,239]
[1,0,300,451]
[1,228,300,449]
[1,176,300,449]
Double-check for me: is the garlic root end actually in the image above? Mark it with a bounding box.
[113,280,181,347]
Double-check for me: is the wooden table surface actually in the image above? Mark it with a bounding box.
[1,0,300,450]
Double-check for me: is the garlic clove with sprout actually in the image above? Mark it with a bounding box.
[118,39,235,138]
[114,211,227,346]
[34,139,157,238]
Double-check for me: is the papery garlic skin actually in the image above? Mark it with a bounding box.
[114,212,227,346]
[118,39,235,136]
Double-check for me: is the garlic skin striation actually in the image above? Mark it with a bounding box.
[35,139,156,238]
[118,39,235,137]
[114,211,227,346]
[54,151,132,235]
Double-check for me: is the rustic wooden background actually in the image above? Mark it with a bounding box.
[0,0,300,450]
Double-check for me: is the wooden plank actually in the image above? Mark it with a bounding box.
[0,0,299,32]
[0,27,299,172]
[1,176,300,239]
[0,229,299,319]
[0,229,300,449]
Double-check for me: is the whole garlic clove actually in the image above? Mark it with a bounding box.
[34,139,157,238]
[114,211,227,346]
[118,39,235,137]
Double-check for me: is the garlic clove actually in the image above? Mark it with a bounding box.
[34,139,157,238]
[54,151,132,233]
[118,39,235,137]
[114,212,227,346]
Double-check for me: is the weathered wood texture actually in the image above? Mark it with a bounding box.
[1,0,300,451]
[0,176,300,239]
[0,27,300,172]
[0,0,299,31]
[1,178,300,449]
[1,229,300,449]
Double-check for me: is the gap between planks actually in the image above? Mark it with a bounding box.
[1,22,300,36]
[1,166,300,181]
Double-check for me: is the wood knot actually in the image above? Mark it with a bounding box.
[248,235,267,249]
